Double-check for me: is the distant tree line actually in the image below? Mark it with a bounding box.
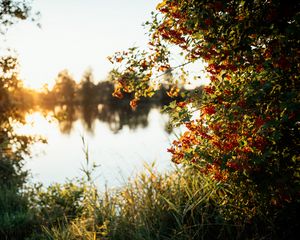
[35,68,202,108]
[23,68,201,134]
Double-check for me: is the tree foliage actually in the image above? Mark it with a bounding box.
[0,55,39,239]
[0,1,38,238]
[110,0,300,207]
[0,0,38,33]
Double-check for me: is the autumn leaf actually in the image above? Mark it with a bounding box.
[156,0,167,10]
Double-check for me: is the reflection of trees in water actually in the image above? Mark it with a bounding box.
[48,101,156,135]
[37,71,156,134]
[36,70,203,134]
[79,103,98,133]
[52,105,77,134]
[97,102,151,134]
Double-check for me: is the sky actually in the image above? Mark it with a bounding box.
[1,0,161,89]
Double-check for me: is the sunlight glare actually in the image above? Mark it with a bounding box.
[16,112,56,136]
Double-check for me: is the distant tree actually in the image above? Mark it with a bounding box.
[96,80,114,103]
[79,68,96,105]
[52,70,77,104]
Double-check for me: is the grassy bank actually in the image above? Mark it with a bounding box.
[9,163,294,240]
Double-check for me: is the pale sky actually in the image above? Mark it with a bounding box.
[1,0,160,89]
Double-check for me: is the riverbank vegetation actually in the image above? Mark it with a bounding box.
[1,0,299,239]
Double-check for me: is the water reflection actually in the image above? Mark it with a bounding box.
[35,74,190,134]
[41,102,165,135]
[20,107,173,188]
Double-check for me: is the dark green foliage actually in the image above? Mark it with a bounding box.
[0,56,35,239]
[31,182,86,226]
[0,2,36,237]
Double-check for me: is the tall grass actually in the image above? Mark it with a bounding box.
[35,162,288,240]
[27,140,299,239]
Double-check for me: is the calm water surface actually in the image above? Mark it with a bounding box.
[17,106,177,189]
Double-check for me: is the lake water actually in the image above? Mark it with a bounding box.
[17,105,178,189]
